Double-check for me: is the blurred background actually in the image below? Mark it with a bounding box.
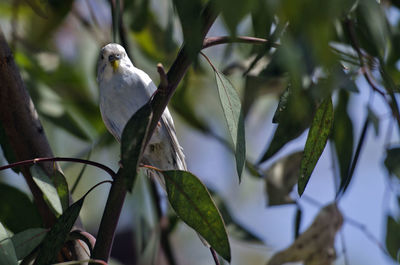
[1,0,400,264]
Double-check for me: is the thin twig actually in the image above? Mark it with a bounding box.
[336,116,369,200]
[210,248,221,265]
[202,36,276,50]
[345,217,389,257]
[0,157,117,180]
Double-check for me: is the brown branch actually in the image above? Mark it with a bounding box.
[202,36,275,50]
[0,29,56,227]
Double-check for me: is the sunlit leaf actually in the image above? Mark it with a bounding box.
[162,170,231,262]
[386,216,400,261]
[0,183,42,233]
[0,222,18,265]
[30,164,63,215]
[33,198,84,265]
[331,90,353,193]
[120,103,153,191]
[215,71,246,181]
[265,151,303,206]
[384,147,400,179]
[11,228,47,260]
[53,170,69,211]
[298,97,333,196]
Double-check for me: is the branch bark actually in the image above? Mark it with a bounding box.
[0,29,56,227]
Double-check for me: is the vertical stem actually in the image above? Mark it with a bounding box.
[91,170,126,261]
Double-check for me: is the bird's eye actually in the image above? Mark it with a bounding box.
[101,54,104,60]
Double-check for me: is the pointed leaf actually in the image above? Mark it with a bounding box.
[30,165,63,215]
[331,90,354,193]
[0,222,18,265]
[386,216,400,261]
[33,198,84,265]
[298,97,333,196]
[11,228,47,260]
[162,170,231,262]
[121,103,153,191]
[0,183,42,233]
[215,71,246,181]
[53,170,69,211]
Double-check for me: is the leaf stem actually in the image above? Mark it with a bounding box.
[0,157,117,180]
[202,36,276,50]
[210,248,220,265]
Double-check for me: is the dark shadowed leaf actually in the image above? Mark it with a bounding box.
[331,90,354,193]
[129,0,149,32]
[215,71,246,181]
[162,170,231,262]
[11,228,47,260]
[386,216,400,261]
[0,183,42,233]
[298,97,333,196]
[30,165,63,215]
[33,198,84,265]
[294,206,302,239]
[216,0,257,34]
[121,103,153,191]
[384,147,400,179]
[265,151,303,206]
[259,89,315,163]
[0,222,18,265]
[172,0,204,59]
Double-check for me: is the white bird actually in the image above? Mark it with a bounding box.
[96,43,186,172]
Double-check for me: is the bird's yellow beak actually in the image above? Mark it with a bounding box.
[111,60,119,72]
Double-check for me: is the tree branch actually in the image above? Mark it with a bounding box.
[0,29,56,227]
[202,36,275,50]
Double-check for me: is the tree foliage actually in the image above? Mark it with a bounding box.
[0,0,400,264]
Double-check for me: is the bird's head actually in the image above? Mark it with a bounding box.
[97,43,130,83]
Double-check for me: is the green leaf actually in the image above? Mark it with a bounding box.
[386,216,400,261]
[172,0,204,59]
[216,0,257,34]
[42,111,90,141]
[0,222,18,265]
[11,228,47,260]
[298,97,334,196]
[384,147,400,179]
[30,164,63,215]
[331,90,354,193]
[0,183,42,233]
[265,151,303,206]
[120,103,153,191]
[259,89,315,163]
[33,198,84,265]
[162,170,231,262]
[215,71,246,181]
[53,170,69,211]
